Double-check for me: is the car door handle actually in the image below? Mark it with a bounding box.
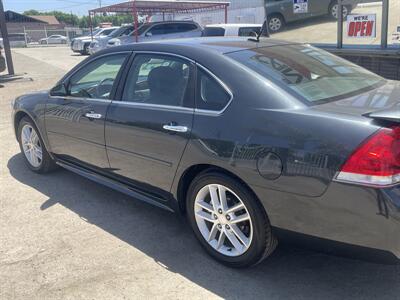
[163,124,188,133]
[84,112,102,119]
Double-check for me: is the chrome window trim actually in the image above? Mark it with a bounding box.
[110,100,194,114]
[49,95,112,103]
[195,64,234,116]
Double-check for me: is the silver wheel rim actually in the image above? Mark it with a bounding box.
[194,184,253,257]
[21,124,42,168]
[269,18,282,31]
[332,4,348,19]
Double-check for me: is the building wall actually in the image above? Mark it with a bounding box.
[177,0,266,25]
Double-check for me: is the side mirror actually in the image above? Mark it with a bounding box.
[50,82,68,97]
[145,32,153,37]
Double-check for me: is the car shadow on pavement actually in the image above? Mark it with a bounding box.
[7,154,400,299]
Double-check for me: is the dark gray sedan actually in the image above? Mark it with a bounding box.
[11,37,400,267]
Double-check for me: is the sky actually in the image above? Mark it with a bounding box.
[3,0,128,16]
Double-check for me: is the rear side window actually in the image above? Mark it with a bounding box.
[176,23,198,32]
[238,27,261,37]
[196,68,231,111]
[203,27,225,37]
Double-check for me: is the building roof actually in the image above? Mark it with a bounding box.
[5,10,47,23]
[89,0,230,14]
[27,15,60,25]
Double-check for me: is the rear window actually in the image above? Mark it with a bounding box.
[226,44,385,104]
[203,27,226,37]
[238,27,261,37]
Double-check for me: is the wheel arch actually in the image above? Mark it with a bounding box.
[13,109,52,155]
[267,12,286,24]
[14,110,33,140]
[175,164,265,216]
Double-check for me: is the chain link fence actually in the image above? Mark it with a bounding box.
[5,27,92,48]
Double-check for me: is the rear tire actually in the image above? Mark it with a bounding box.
[186,172,277,268]
[17,116,57,174]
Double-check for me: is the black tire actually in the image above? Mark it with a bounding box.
[186,172,277,268]
[17,116,58,174]
[83,44,90,55]
[267,14,285,33]
[329,1,350,20]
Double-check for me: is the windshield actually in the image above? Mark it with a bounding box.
[109,26,131,38]
[92,28,102,36]
[128,24,152,36]
[226,44,385,104]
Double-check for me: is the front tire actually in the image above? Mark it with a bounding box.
[329,2,350,20]
[17,117,57,173]
[187,172,277,268]
[267,14,285,33]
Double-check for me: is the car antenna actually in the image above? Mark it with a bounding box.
[248,19,269,42]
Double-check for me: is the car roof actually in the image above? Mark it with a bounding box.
[106,37,299,56]
[206,24,262,28]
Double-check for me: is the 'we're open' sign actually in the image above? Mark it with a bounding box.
[346,14,376,38]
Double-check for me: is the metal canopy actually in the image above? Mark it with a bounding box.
[89,0,230,15]
[88,0,230,43]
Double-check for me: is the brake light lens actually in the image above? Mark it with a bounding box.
[336,126,400,186]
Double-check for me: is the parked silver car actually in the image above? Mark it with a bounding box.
[71,27,119,55]
[89,25,135,55]
[39,35,68,45]
[107,21,202,47]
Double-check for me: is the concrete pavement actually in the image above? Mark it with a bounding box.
[1,47,399,300]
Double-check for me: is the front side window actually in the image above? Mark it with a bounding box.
[69,53,128,99]
[227,44,385,104]
[122,54,194,107]
[196,68,231,111]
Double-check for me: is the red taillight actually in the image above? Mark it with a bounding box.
[336,126,400,186]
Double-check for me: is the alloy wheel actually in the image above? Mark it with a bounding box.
[268,18,282,32]
[21,124,43,168]
[332,4,348,19]
[194,184,253,257]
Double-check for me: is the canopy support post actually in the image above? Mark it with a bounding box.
[224,5,228,24]
[337,0,343,49]
[89,11,94,41]
[132,0,139,43]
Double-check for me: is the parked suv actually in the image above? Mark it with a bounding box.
[107,21,202,47]
[266,0,359,33]
[71,27,119,55]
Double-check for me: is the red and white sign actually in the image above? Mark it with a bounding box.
[346,14,376,38]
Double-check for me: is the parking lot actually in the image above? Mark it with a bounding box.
[1,46,399,299]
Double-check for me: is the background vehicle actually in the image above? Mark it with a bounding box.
[0,47,6,72]
[392,25,400,44]
[0,33,31,48]
[203,24,262,37]
[265,0,359,32]
[11,38,400,268]
[89,25,135,54]
[107,21,202,47]
[71,27,119,55]
[39,35,68,45]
